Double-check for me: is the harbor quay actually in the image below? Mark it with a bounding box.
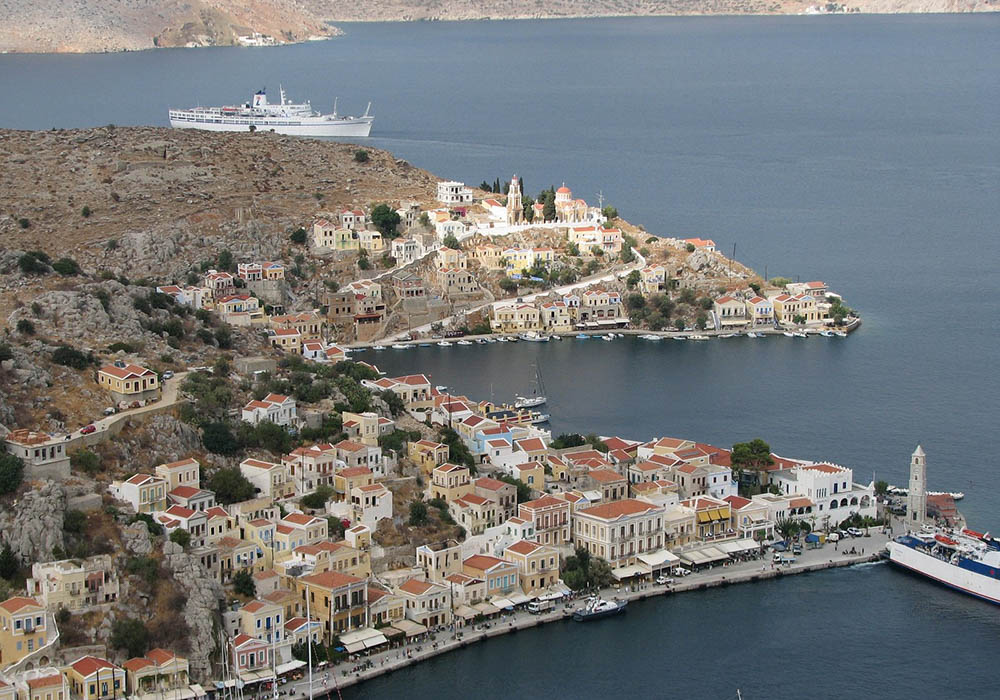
[282,531,890,696]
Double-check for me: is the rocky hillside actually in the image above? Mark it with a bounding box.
[0,0,337,53]
[304,0,995,21]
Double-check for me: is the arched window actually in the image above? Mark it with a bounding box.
[840,498,849,508]
[830,500,838,510]
[850,497,858,506]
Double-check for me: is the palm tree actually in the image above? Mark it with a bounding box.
[775,517,799,545]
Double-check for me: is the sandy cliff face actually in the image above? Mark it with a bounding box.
[0,0,333,53]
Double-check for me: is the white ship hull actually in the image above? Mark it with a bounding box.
[887,541,1000,605]
[169,114,373,138]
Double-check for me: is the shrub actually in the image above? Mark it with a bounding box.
[408,501,429,526]
[81,206,91,218]
[18,218,30,229]
[353,149,369,163]
[0,344,11,362]
[63,510,87,534]
[51,346,91,369]
[300,485,334,510]
[0,544,19,579]
[202,423,240,456]
[169,529,191,548]
[207,467,255,503]
[290,227,307,244]
[70,449,102,475]
[108,342,135,353]
[111,618,149,658]
[232,570,256,597]
[126,556,160,584]
[18,253,48,274]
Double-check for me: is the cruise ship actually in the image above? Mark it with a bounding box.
[886,528,1000,605]
[168,88,373,137]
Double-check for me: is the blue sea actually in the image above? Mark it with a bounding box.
[2,14,998,698]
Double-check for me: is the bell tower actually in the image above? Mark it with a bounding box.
[907,445,927,527]
[506,175,523,225]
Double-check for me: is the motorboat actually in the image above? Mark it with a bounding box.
[688,334,709,341]
[457,340,474,346]
[390,343,410,350]
[372,345,387,350]
[437,341,453,347]
[573,597,628,621]
[576,333,590,339]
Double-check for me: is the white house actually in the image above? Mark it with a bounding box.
[436,181,473,205]
[241,393,296,427]
[350,483,393,528]
[769,463,875,527]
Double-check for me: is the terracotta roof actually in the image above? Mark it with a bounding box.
[463,554,508,571]
[788,497,814,509]
[0,596,42,613]
[520,496,565,510]
[588,469,625,484]
[724,495,753,510]
[338,466,373,478]
[99,363,155,379]
[27,675,64,688]
[505,540,542,556]
[398,578,436,595]
[301,570,362,589]
[578,499,660,521]
[803,463,845,474]
[283,512,320,526]
[474,477,508,491]
[70,656,117,678]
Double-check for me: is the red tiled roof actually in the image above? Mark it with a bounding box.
[505,540,541,556]
[70,656,117,678]
[578,499,659,520]
[0,596,41,613]
[301,570,363,589]
[398,578,435,595]
[463,554,507,571]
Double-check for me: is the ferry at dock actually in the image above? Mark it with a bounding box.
[886,527,1000,605]
[169,87,373,137]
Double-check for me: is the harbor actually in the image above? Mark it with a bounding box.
[286,529,891,696]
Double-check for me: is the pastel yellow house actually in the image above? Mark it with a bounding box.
[503,540,560,596]
[358,230,385,255]
[23,674,68,700]
[63,656,125,700]
[437,248,467,270]
[491,304,541,333]
[122,649,189,699]
[503,247,554,278]
[512,461,545,492]
[639,265,667,294]
[430,464,473,502]
[0,596,49,669]
[472,243,504,270]
[312,219,357,251]
[407,440,450,475]
[97,363,160,404]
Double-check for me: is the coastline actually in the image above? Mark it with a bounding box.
[288,530,889,695]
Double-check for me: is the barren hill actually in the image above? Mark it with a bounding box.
[0,0,335,53]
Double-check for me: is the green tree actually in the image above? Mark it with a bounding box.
[207,467,256,504]
[442,233,461,250]
[370,203,401,239]
[418,212,431,229]
[673,319,685,331]
[16,319,35,335]
[81,206,92,218]
[290,227,307,244]
[216,249,235,271]
[731,439,774,471]
[497,475,532,503]
[626,293,646,311]
[232,570,256,597]
[63,510,87,535]
[874,480,889,498]
[792,314,806,325]
[202,422,240,455]
[498,278,517,293]
[169,529,192,548]
[408,501,429,526]
[18,253,48,274]
[550,433,586,449]
[439,427,475,468]
[601,205,618,220]
[379,389,405,417]
[110,618,149,658]
[695,313,707,330]
[775,517,799,543]
[301,485,334,510]
[625,270,641,289]
[0,544,18,579]
[327,516,346,539]
[51,346,91,370]
[0,454,24,495]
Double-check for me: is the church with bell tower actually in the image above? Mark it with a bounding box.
[506,175,523,225]
[907,445,927,526]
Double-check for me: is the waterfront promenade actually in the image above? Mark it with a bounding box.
[285,530,890,697]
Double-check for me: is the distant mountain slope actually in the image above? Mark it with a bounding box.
[0,0,334,53]
[0,0,994,53]
[303,0,995,21]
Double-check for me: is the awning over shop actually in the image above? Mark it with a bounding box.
[363,632,389,649]
[381,625,405,638]
[455,604,479,620]
[697,512,711,523]
[507,592,531,606]
[393,619,427,637]
[700,546,729,562]
[189,684,207,699]
[274,660,306,675]
[611,564,644,581]
[473,602,500,616]
[340,627,391,653]
[237,670,273,683]
[536,588,566,602]
[490,597,515,609]
[637,549,680,571]
[343,640,366,654]
[678,550,708,566]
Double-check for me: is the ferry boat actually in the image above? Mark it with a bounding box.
[886,527,1000,605]
[572,597,628,621]
[169,87,374,137]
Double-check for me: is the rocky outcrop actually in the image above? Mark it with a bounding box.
[0,481,66,562]
[162,541,224,682]
[108,414,203,468]
[121,522,153,556]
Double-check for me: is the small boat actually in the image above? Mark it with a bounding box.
[437,341,453,347]
[519,332,549,342]
[475,338,486,344]
[390,343,409,350]
[819,330,834,337]
[602,334,614,342]
[834,330,848,337]
[529,413,550,424]
[457,340,474,346]
[793,331,807,338]
[551,334,562,341]
[688,334,709,341]
[719,333,736,339]
[746,332,760,338]
[435,385,448,392]
[673,335,687,341]
[419,342,433,347]
[372,345,387,350]
[497,336,509,342]
[484,337,497,343]
[507,336,519,342]
[515,395,546,409]
[782,332,795,337]
[573,597,628,622]
[576,333,590,339]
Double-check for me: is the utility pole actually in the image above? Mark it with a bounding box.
[306,587,313,700]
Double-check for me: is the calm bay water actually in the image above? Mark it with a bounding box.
[2,15,998,698]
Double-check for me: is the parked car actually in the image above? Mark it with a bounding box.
[827,532,841,542]
[847,527,864,537]
[80,424,96,434]
[837,529,850,539]
[656,575,675,585]
[792,545,803,555]
[672,567,692,577]
[162,370,174,379]
[102,407,116,416]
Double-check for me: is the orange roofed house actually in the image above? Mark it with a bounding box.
[572,499,666,570]
[97,362,160,405]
